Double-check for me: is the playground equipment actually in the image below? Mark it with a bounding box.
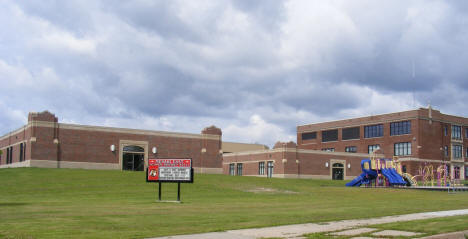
[346,157,407,187]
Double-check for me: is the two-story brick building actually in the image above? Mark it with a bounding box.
[223,107,468,180]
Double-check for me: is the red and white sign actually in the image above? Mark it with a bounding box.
[147,159,192,182]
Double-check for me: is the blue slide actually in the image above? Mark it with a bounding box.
[346,159,377,187]
[381,168,406,186]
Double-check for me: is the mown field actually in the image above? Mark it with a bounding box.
[0,168,467,239]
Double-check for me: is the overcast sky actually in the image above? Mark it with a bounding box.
[1,1,468,147]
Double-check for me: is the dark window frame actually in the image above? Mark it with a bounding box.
[452,145,462,158]
[390,121,411,136]
[342,127,360,140]
[345,146,357,153]
[236,163,243,176]
[452,125,462,140]
[368,144,380,154]
[301,132,317,141]
[259,162,265,175]
[364,124,383,138]
[394,142,412,156]
[322,129,338,142]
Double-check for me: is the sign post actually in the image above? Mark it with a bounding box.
[146,158,193,202]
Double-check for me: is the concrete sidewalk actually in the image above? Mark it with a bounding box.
[150,209,468,239]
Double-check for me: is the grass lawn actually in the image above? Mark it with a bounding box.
[0,168,467,239]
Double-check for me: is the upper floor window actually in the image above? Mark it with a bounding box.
[258,162,265,175]
[466,128,468,139]
[394,142,412,156]
[390,121,411,136]
[301,132,317,141]
[364,124,383,138]
[451,125,462,140]
[321,148,335,152]
[452,145,462,158]
[322,129,338,142]
[444,145,449,157]
[368,144,380,154]
[342,127,360,140]
[345,146,357,153]
[444,126,448,136]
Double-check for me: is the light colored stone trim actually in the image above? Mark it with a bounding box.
[0,160,30,168]
[58,122,220,140]
[0,125,28,141]
[193,167,223,174]
[1,121,221,142]
[398,157,447,164]
[255,173,355,180]
[223,148,383,158]
[223,160,265,165]
[119,140,148,170]
[330,159,347,180]
[0,140,27,150]
[0,160,119,170]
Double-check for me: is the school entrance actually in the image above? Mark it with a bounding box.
[332,163,344,180]
[122,145,145,171]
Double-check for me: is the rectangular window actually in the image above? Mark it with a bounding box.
[8,147,13,164]
[236,163,243,176]
[466,128,468,139]
[444,145,448,157]
[364,124,383,138]
[368,144,380,154]
[345,146,357,153]
[322,129,338,142]
[259,162,265,175]
[301,132,317,140]
[452,125,462,140]
[466,147,468,158]
[19,143,24,162]
[229,163,235,176]
[342,127,360,140]
[390,121,411,136]
[5,148,9,164]
[394,142,412,156]
[321,148,335,152]
[444,126,448,136]
[452,145,462,158]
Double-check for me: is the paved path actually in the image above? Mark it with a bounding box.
[150,209,468,239]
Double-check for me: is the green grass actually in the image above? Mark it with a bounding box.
[0,168,467,239]
[305,215,468,238]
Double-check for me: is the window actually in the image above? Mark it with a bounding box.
[454,166,460,179]
[402,165,407,173]
[368,145,380,154]
[452,125,462,140]
[302,132,317,140]
[19,143,24,162]
[444,126,448,136]
[259,162,265,175]
[390,121,411,136]
[322,129,338,142]
[394,142,412,156]
[364,124,383,138]
[8,147,13,164]
[236,163,243,176]
[466,128,468,139]
[452,145,462,158]
[321,148,335,152]
[229,163,235,176]
[5,148,9,164]
[342,127,360,140]
[444,146,448,157]
[345,146,357,153]
[466,147,468,158]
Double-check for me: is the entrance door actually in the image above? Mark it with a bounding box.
[267,161,274,178]
[122,145,145,171]
[332,163,344,180]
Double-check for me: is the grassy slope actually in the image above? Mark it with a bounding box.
[0,168,467,239]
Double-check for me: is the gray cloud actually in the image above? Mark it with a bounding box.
[1,0,468,146]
